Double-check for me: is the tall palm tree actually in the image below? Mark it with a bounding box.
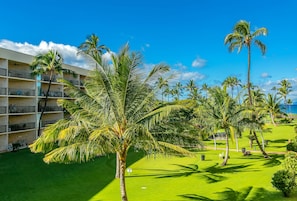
[30,50,75,136]
[156,76,169,102]
[30,43,192,201]
[174,82,183,101]
[222,76,241,98]
[277,79,292,114]
[78,34,109,66]
[201,86,243,166]
[224,20,267,105]
[263,93,283,126]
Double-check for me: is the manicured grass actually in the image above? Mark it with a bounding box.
[1,122,297,201]
[0,149,142,201]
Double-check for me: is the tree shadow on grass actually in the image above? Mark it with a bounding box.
[131,163,253,184]
[269,139,289,144]
[179,186,283,201]
[262,154,284,167]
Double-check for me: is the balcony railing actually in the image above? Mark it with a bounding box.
[0,87,7,95]
[65,79,79,85]
[8,69,34,79]
[38,106,63,112]
[0,125,6,133]
[9,105,35,113]
[8,88,35,96]
[41,75,61,82]
[39,90,63,97]
[0,68,6,76]
[42,120,57,127]
[0,106,7,114]
[9,122,35,132]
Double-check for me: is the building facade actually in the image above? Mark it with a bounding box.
[0,47,89,152]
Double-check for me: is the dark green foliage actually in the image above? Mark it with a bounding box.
[287,142,297,152]
[271,170,296,197]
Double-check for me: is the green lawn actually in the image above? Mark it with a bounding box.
[1,122,297,201]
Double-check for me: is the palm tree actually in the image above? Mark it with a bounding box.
[201,86,243,166]
[156,77,169,102]
[30,43,192,201]
[277,79,292,114]
[30,50,75,136]
[263,93,283,126]
[224,20,267,105]
[174,82,183,101]
[222,76,241,98]
[242,86,269,157]
[78,34,109,66]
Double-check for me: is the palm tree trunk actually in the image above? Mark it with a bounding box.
[252,131,269,158]
[213,134,217,150]
[115,153,120,178]
[38,73,52,136]
[221,133,229,166]
[119,152,128,201]
[270,113,276,126]
[247,45,253,105]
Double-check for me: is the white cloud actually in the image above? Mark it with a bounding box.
[192,56,206,68]
[174,62,187,70]
[0,39,113,69]
[261,72,272,78]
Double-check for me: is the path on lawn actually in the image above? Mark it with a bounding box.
[204,146,287,155]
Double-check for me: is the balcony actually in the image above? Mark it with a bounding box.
[0,106,7,114]
[65,79,79,85]
[38,106,63,112]
[39,90,63,97]
[41,75,60,82]
[9,105,35,113]
[0,125,6,133]
[9,122,35,132]
[0,87,7,95]
[8,69,33,79]
[0,68,6,76]
[42,120,57,127]
[8,88,35,96]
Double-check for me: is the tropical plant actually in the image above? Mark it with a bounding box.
[224,20,267,105]
[30,50,76,136]
[30,42,193,201]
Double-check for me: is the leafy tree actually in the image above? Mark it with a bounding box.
[224,20,267,105]
[30,43,192,201]
[30,50,76,136]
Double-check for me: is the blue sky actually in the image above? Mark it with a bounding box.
[1,0,297,101]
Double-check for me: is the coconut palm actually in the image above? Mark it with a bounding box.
[222,76,241,98]
[263,93,283,126]
[30,43,192,201]
[200,86,243,166]
[78,34,109,66]
[156,76,169,102]
[224,20,267,105]
[30,50,76,136]
[242,86,269,157]
[277,79,292,114]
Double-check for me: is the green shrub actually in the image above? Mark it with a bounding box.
[287,142,297,152]
[271,170,296,197]
[284,152,297,175]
